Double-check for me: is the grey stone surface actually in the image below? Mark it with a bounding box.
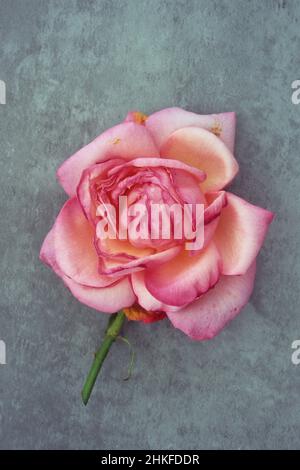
[0,0,300,450]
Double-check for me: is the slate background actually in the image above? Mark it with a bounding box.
[0,0,299,450]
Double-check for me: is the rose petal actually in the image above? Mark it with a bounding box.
[57,122,158,196]
[131,271,185,312]
[53,197,116,287]
[77,158,124,224]
[40,229,135,312]
[214,192,274,275]
[167,262,256,340]
[144,242,222,307]
[108,157,206,182]
[204,191,227,224]
[40,229,64,276]
[146,107,236,153]
[100,245,182,276]
[160,127,238,192]
[123,304,165,323]
[124,111,148,125]
[62,276,136,314]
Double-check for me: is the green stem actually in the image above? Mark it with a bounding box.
[81,311,126,405]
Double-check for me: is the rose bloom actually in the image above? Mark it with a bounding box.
[40,107,274,340]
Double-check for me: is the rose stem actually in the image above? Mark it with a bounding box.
[81,311,126,406]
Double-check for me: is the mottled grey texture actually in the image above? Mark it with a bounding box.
[0,0,299,450]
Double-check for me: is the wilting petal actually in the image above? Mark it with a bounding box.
[123,304,166,323]
[53,197,114,287]
[124,111,148,125]
[160,127,238,192]
[144,243,222,307]
[57,122,158,196]
[146,107,236,153]
[167,262,256,340]
[214,192,274,275]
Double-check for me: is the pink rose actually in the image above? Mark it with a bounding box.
[40,107,274,340]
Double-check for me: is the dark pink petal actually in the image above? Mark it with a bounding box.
[77,159,124,224]
[214,192,274,275]
[167,262,256,340]
[57,122,158,196]
[144,243,222,307]
[160,127,238,192]
[131,271,185,313]
[146,107,236,153]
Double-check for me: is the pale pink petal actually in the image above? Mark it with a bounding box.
[167,262,256,340]
[40,229,64,276]
[62,276,136,313]
[57,122,159,196]
[41,207,119,288]
[40,229,135,312]
[214,192,274,275]
[144,243,222,307]
[53,197,115,287]
[146,107,236,153]
[160,127,238,192]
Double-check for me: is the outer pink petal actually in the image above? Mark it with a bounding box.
[160,127,238,192]
[144,243,222,307]
[41,224,117,288]
[62,276,136,313]
[167,262,256,340]
[40,228,65,277]
[57,122,159,196]
[146,107,236,153]
[40,229,136,313]
[53,197,115,287]
[214,192,274,275]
